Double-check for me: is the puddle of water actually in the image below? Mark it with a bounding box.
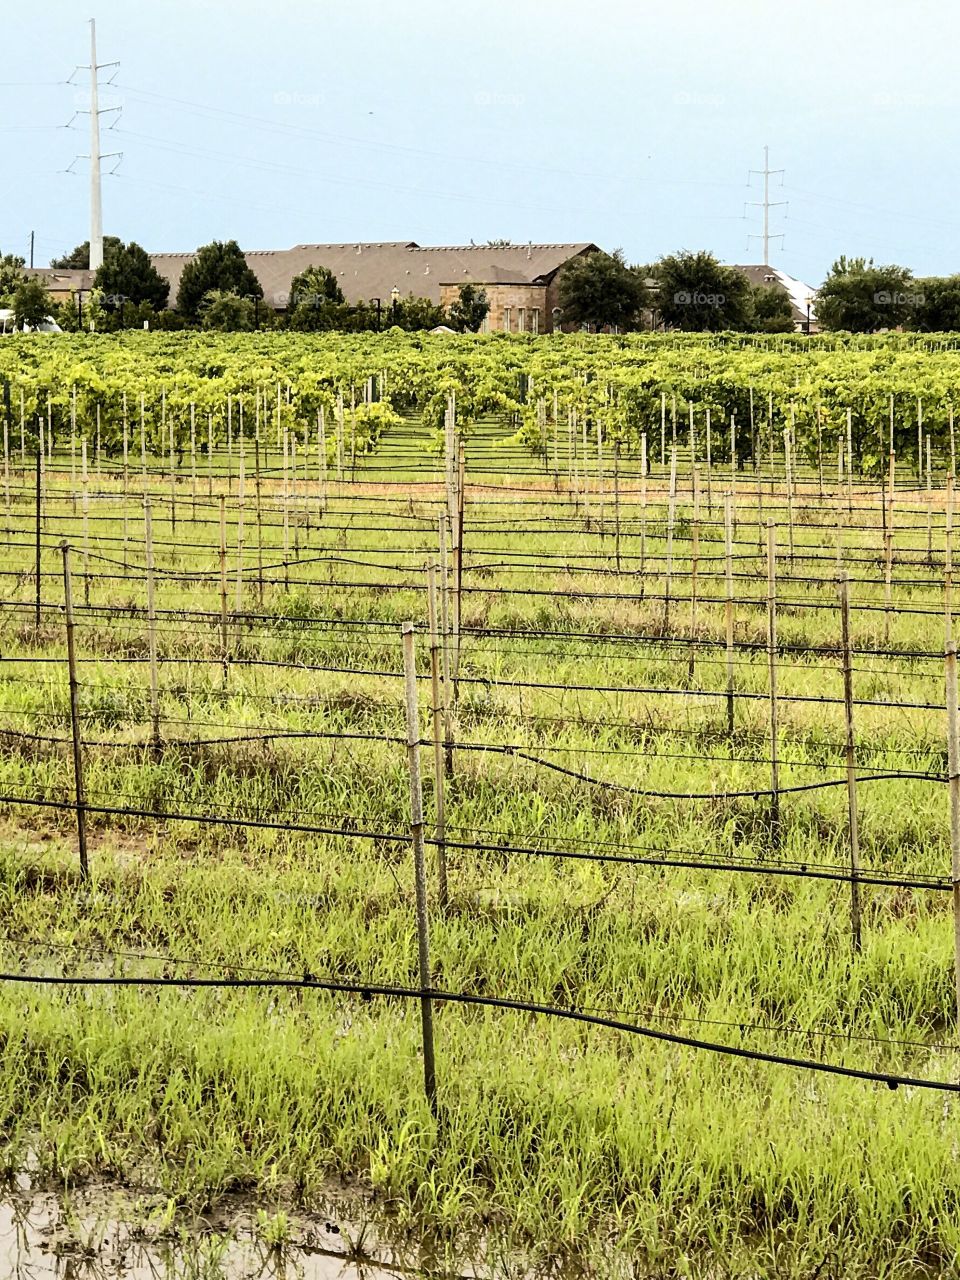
[0,1183,941,1280]
[0,1186,482,1280]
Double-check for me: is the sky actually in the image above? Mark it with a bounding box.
[3,0,959,287]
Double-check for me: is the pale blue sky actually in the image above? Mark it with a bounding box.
[3,0,958,285]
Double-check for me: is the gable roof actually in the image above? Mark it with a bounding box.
[150,241,597,308]
[733,264,817,327]
[25,267,96,294]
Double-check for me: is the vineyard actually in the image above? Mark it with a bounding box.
[2,329,960,1276]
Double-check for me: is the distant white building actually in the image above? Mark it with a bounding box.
[0,309,62,335]
[734,264,818,332]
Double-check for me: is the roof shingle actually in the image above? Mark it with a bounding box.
[150,241,597,307]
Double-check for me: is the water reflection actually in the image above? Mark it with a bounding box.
[0,1191,478,1280]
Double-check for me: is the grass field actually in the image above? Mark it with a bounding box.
[0,399,957,1278]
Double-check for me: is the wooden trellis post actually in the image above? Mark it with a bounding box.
[705,407,713,515]
[725,493,735,737]
[426,564,449,908]
[639,432,648,573]
[945,642,960,1028]
[60,542,89,880]
[401,623,437,1110]
[34,448,42,635]
[946,472,954,647]
[766,521,780,846]
[219,496,229,692]
[840,572,862,952]
[144,500,160,749]
[662,446,677,634]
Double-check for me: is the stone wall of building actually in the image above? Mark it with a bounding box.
[544,276,566,331]
[439,282,551,333]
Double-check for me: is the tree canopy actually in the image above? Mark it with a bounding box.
[747,284,797,333]
[557,249,647,331]
[285,265,345,331]
[447,283,490,333]
[393,294,446,331]
[914,276,960,332]
[11,278,52,330]
[94,240,170,310]
[289,264,344,307]
[0,253,26,305]
[815,257,917,332]
[200,290,258,332]
[177,241,263,317]
[653,251,752,331]
[51,237,123,269]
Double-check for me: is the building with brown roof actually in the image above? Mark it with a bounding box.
[150,241,598,332]
[733,264,818,331]
[24,267,96,303]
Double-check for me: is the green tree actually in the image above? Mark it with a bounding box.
[86,295,166,332]
[348,300,377,332]
[51,236,122,269]
[815,256,917,332]
[914,276,960,331]
[447,283,489,333]
[200,290,257,332]
[747,283,796,333]
[176,241,262,317]
[286,265,345,330]
[0,252,26,304]
[149,308,191,331]
[654,251,752,331]
[94,240,169,309]
[394,294,446,331]
[52,298,81,332]
[557,249,648,331]
[12,278,53,330]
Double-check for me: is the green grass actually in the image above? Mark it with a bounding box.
[0,427,955,1276]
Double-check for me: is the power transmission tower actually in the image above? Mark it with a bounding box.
[68,20,121,271]
[746,145,786,265]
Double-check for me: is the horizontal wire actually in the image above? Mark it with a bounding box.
[0,789,946,893]
[8,939,957,1055]
[1,967,955,1093]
